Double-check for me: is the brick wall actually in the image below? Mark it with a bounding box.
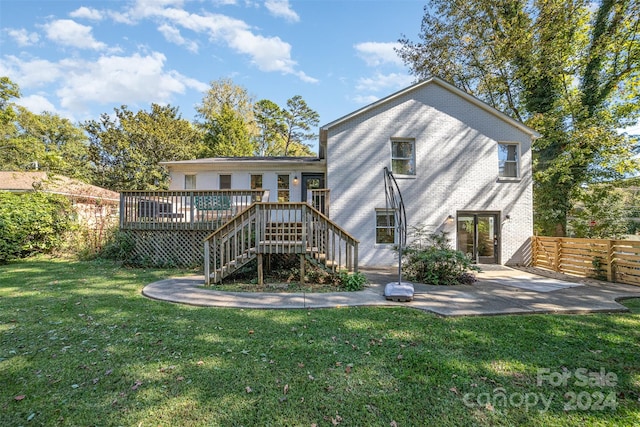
[327,82,533,267]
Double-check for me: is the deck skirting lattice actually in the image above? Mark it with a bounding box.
[124,229,210,267]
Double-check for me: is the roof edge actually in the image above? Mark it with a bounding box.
[321,76,541,139]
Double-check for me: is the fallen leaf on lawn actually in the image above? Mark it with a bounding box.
[298,362,305,368]
[449,387,459,395]
[397,354,403,360]
[308,374,315,381]
[283,384,289,395]
[332,414,343,425]
[176,376,184,382]
[241,349,250,355]
[485,402,494,411]
[345,365,352,374]
[245,386,252,393]
[14,395,25,401]
[390,421,398,427]
[105,369,113,376]
[197,360,204,366]
[131,380,142,390]
[248,330,254,335]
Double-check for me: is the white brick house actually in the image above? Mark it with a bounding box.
[162,77,539,267]
[322,77,538,266]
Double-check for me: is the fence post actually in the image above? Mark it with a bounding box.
[607,240,615,282]
[553,238,561,272]
[531,236,537,267]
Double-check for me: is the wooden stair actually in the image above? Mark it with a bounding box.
[204,203,358,285]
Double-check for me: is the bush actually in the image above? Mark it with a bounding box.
[98,229,137,263]
[402,231,479,285]
[337,270,368,291]
[0,192,75,263]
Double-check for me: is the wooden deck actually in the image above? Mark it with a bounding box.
[118,190,336,268]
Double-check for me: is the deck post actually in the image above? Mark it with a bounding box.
[300,254,305,286]
[204,240,210,286]
[257,253,264,286]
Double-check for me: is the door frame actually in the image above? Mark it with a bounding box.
[456,211,501,264]
[300,173,325,202]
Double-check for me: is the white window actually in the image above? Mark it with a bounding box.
[391,139,415,175]
[277,174,290,202]
[498,143,519,178]
[376,209,396,244]
[184,174,196,190]
[220,174,231,189]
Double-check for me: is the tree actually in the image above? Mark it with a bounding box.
[11,107,90,178]
[0,77,21,168]
[253,96,318,156]
[568,184,629,239]
[398,0,640,236]
[196,79,258,157]
[0,78,90,177]
[254,99,287,156]
[282,95,319,156]
[85,104,201,191]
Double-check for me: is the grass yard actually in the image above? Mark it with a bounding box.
[1,258,639,426]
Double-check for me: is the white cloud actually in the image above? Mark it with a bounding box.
[352,94,380,105]
[0,56,63,88]
[43,19,107,50]
[354,42,403,67]
[69,6,104,21]
[355,72,413,93]
[6,28,40,47]
[264,0,300,23]
[16,94,57,114]
[2,52,207,118]
[117,2,314,81]
[158,24,199,52]
[55,52,202,112]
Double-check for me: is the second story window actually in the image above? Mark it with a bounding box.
[498,143,519,178]
[251,174,263,201]
[391,139,415,176]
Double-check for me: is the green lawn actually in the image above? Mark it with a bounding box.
[1,258,639,426]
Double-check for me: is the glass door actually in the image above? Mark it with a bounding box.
[456,212,499,264]
[301,174,324,202]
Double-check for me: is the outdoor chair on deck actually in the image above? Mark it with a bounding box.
[194,195,234,222]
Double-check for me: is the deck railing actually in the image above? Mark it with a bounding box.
[204,202,358,285]
[120,190,268,230]
[309,189,330,217]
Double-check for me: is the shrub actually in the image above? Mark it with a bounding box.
[337,270,368,291]
[402,231,479,285]
[98,229,137,263]
[0,192,75,263]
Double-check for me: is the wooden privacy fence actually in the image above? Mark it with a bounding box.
[531,236,640,286]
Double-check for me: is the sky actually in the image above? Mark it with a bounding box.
[0,0,427,152]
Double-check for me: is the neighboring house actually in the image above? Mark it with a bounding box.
[161,77,540,267]
[0,171,120,229]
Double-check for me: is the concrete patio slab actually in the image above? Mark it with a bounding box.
[141,265,640,317]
